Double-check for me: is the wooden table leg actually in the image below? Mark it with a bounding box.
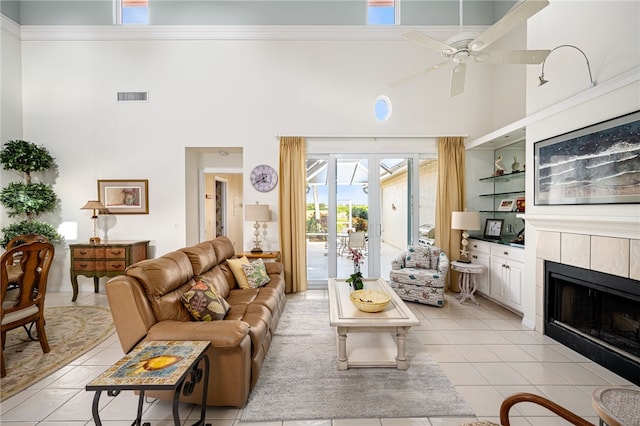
[396,327,409,370]
[71,273,79,302]
[336,327,348,370]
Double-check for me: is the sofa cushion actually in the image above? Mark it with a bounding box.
[180,242,218,275]
[212,236,236,262]
[241,259,271,288]
[126,251,194,322]
[181,277,230,321]
[227,256,251,289]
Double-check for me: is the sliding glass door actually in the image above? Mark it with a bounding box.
[306,153,435,287]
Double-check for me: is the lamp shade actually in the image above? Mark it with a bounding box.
[245,204,271,222]
[451,211,481,231]
[81,200,105,210]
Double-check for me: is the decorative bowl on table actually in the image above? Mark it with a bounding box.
[349,290,391,313]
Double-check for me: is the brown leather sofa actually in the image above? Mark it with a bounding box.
[105,236,286,407]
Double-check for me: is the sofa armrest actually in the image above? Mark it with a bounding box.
[146,320,250,349]
[391,252,406,270]
[265,262,283,275]
[106,275,157,353]
[436,251,449,275]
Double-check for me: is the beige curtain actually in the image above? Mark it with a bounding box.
[435,136,466,292]
[278,137,307,293]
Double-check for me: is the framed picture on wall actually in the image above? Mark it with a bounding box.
[534,110,640,205]
[98,179,149,214]
[483,219,504,239]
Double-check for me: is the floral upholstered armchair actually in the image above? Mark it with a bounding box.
[389,245,449,307]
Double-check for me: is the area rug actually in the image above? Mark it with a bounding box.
[1,305,115,401]
[240,299,474,422]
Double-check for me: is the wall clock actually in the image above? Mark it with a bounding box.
[250,164,278,192]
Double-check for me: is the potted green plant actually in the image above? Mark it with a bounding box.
[0,139,62,248]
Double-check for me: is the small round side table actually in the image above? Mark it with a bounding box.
[592,386,640,426]
[450,261,485,305]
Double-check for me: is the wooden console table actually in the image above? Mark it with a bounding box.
[69,240,149,302]
[237,251,281,262]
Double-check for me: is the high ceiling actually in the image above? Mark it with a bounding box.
[1,0,518,26]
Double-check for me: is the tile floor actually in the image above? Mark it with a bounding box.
[1,289,634,426]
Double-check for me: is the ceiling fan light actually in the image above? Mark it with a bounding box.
[469,40,483,51]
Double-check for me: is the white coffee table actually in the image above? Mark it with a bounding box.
[328,278,420,370]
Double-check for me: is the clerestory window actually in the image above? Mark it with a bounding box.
[367,0,397,25]
[118,0,149,25]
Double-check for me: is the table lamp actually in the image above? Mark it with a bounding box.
[451,211,481,263]
[245,203,271,253]
[81,200,106,244]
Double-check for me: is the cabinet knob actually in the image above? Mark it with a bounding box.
[503,251,509,255]
[472,255,477,259]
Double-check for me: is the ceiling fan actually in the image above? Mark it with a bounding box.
[396,0,551,96]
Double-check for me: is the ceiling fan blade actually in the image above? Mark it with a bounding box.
[390,60,450,87]
[401,30,455,55]
[476,49,550,64]
[469,0,549,52]
[450,62,467,97]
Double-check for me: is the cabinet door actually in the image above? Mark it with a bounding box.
[470,251,490,295]
[489,257,507,302]
[506,260,524,311]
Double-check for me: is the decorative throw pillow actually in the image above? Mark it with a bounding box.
[181,277,230,321]
[227,256,251,289]
[241,258,271,288]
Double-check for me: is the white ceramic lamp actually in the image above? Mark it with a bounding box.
[451,211,481,263]
[245,203,271,253]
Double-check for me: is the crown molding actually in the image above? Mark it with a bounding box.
[17,24,489,42]
[1,15,21,38]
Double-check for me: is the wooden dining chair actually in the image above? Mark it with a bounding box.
[1,240,55,377]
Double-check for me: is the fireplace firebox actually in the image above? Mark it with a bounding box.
[544,261,640,385]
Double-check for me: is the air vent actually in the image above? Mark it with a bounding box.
[117,91,149,102]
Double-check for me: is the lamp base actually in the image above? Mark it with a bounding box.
[457,256,472,264]
[89,236,101,245]
[251,248,264,253]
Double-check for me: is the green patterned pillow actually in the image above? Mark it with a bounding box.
[182,276,230,321]
[241,259,271,288]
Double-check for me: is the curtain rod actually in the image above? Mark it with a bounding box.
[274,134,468,139]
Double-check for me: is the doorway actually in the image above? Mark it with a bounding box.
[306,153,437,288]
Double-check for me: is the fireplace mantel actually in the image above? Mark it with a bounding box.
[524,214,640,240]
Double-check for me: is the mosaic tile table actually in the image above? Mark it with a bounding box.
[86,340,211,426]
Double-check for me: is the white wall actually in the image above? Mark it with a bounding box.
[16,29,507,292]
[518,0,640,327]
[0,19,22,145]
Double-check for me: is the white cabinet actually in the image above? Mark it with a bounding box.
[468,240,491,295]
[469,239,524,313]
[489,244,524,313]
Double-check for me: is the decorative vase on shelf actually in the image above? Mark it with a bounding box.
[511,156,521,172]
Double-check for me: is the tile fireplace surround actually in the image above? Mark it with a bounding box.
[530,215,640,333]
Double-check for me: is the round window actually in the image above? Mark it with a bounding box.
[374,95,392,122]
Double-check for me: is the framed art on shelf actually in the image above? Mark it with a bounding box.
[534,110,640,205]
[498,199,516,212]
[98,179,149,214]
[483,219,504,240]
